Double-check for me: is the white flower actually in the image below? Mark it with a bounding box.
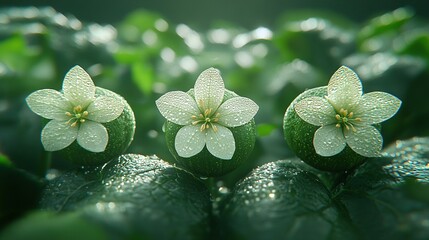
[294,66,401,157]
[156,68,259,160]
[26,66,124,153]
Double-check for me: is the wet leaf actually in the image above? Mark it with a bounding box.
[383,137,429,183]
[336,137,429,240]
[220,159,357,240]
[39,154,211,239]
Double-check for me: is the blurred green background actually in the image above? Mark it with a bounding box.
[2,0,429,28]
[1,1,429,239]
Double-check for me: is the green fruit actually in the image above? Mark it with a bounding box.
[283,86,368,172]
[164,90,257,177]
[60,87,135,166]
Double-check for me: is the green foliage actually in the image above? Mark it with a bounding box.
[219,160,358,240]
[37,154,211,239]
[1,6,429,240]
[337,138,429,239]
[218,137,429,240]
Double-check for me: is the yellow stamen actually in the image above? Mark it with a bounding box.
[212,124,218,132]
[65,112,73,117]
[204,108,212,117]
[74,105,82,113]
[336,123,341,128]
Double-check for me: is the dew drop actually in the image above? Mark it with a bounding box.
[218,186,230,195]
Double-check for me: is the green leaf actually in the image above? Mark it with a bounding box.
[275,14,356,73]
[117,9,166,43]
[256,123,277,137]
[358,8,414,52]
[383,137,429,183]
[40,154,211,239]
[0,211,107,240]
[337,137,429,240]
[401,178,429,204]
[398,32,429,62]
[0,153,11,166]
[219,159,357,240]
[131,62,154,95]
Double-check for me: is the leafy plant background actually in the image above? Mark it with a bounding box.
[1,1,429,239]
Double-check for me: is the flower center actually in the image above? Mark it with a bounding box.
[191,108,220,132]
[65,105,89,127]
[335,108,361,132]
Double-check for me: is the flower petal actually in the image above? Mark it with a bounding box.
[295,96,337,126]
[355,92,402,124]
[194,68,225,111]
[216,97,259,127]
[205,125,235,160]
[86,96,124,123]
[63,65,96,108]
[174,125,206,158]
[313,125,346,157]
[345,125,383,157]
[41,120,78,151]
[327,66,363,110]
[77,121,108,153]
[156,91,200,125]
[26,89,72,120]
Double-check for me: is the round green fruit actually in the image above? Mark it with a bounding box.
[59,87,135,166]
[164,90,257,177]
[283,86,369,172]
